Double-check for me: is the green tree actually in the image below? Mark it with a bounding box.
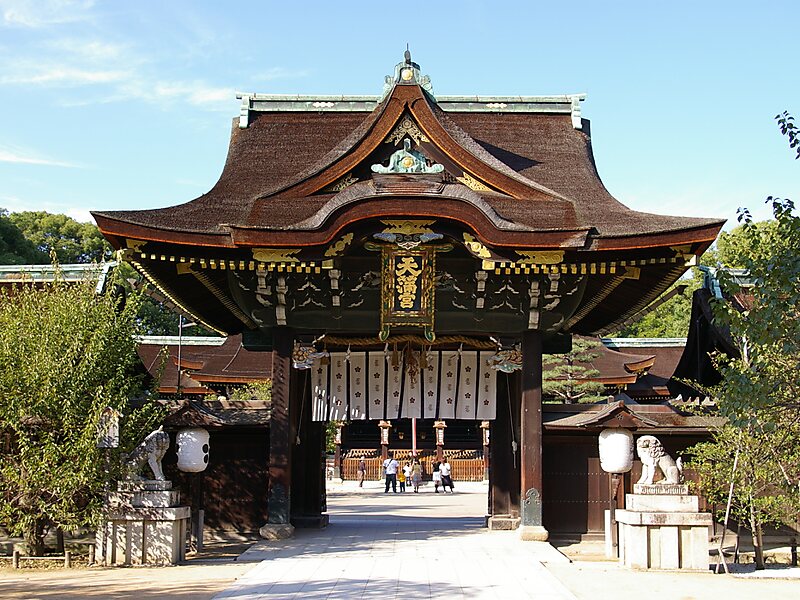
[687,419,800,570]
[542,337,606,403]
[0,267,163,555]
[0,209,48,265]
[615,281,695,338]
[688,113,800,569]
[8,211,112,264]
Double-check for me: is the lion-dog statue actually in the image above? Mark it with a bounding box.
[124,426,170,480]
[636,435,683,485]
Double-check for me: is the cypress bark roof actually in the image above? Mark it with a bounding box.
[93,66,723,252]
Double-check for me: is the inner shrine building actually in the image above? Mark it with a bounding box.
[94,54,723,540]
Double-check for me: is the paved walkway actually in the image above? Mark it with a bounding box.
[214,481,573,599]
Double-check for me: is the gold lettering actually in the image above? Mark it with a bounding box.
[395,256,423,309]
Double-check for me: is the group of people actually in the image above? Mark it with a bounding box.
[357,454,455,493]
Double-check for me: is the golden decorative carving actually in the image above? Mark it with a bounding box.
[125,239,146,252]
[385,115,430,146]
[323,172,358,193]
[456,172,492,192]
[251,248,301,263]
[515,250,564,265]
[324,233,354,257]
[463,233,492,259]
[380,219,436,235]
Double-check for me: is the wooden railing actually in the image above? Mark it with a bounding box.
[341,452,486,482]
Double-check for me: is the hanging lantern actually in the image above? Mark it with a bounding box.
[176,427,210,472]
[598,428,633,474]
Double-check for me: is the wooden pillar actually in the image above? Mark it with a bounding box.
[290,368,328,528]
[487,371,521,529]
[379,420,391,460]
[434,420,446,462]
[520,329,548,540]
[260,326,294,539]
[480,421,490,481]
[333,424,343,479]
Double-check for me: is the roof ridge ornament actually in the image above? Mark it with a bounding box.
[371,139,444,174]
[382,48,434,99]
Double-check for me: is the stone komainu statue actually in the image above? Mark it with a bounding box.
[636,435,683,485]
[124,426,170,480]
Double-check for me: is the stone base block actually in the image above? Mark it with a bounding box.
[96,513,188,566]
[487,515,521,531]
[108,490,181,508]
[634,483,688,495]
[625,494,699,513]
[259,523,295,540]
[117,480,172,492]
[519,525,549,542]
[616,508,711,571]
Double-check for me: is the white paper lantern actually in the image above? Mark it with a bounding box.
[176,428,210,472]
[598,428,633,473]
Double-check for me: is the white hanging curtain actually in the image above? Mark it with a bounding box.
[311,350,497,421]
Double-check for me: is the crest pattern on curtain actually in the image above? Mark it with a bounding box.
[311,351,497,421]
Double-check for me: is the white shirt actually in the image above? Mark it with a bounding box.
[440,461,451,477]
[403,465,412,477]
[383,458,399,475]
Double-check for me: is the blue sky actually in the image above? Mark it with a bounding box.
[0,0,796,230]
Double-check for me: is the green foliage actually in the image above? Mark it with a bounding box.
[8,211,113,264]
[229,380,272,404]
[0,208,48,265]
[711,197,800,423]
[687,421,800,529]
[0,267,163,554]
[542,337,606,403]
[716,220,779,269]
[687,113,800,569]
[776,111,800,159]
[325,420,342,454]
[615,281,695,338]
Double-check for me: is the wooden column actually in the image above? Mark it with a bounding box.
[487,371,520,530]
[290,368,328,528]
[260,326,294,539]
[520,329,548,540]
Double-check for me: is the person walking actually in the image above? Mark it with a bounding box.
[383,453,399,493]
[440,458,454,493]
[432,459,442,493]
[357,456,367,488]
[411,458,422,493]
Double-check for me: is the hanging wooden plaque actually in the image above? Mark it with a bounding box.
[379,246,435,341]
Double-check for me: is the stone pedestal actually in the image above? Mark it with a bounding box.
[616,484,711,571]
[96,480,190,566]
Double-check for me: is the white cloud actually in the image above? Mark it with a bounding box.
[0,194,94,222]
[0,0,95,28]
[0,145,80,167]
[117,79,235,110]
[251,67,311,82]
[0,64,129,85]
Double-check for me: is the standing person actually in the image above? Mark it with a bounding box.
[432,459,442,493]
[398,464,406,492]
[411,458,422,493]
[357,456,367,488]
[383,453,399,493]
[440,458,454,493]
[402,462,412,491]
